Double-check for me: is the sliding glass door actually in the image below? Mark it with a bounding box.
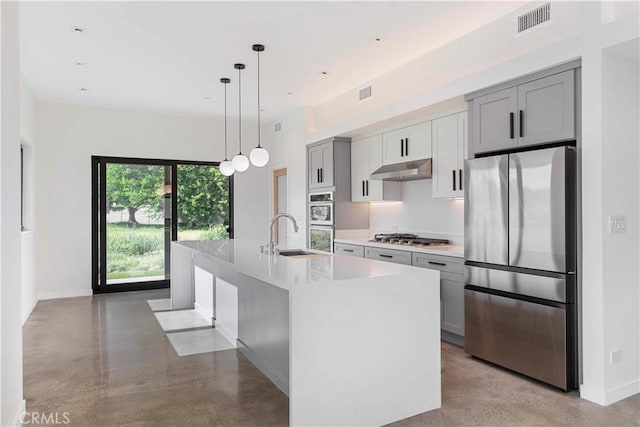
[92,157,233,294]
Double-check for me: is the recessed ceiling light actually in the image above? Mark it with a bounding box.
[287,92,293,95]
[76,61,87,67]
[72,26,86,34]
[321,71,329,75]
[375,37,382,42]
[203,96,211,100]
[79,87,89,93]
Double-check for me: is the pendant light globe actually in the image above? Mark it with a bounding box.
[219,160,235,176]
[249,147,269,167]
[231,153,250,172]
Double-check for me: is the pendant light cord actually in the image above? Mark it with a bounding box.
[257,50,261,148]
[238,66,242,154]
[224,82,228,160]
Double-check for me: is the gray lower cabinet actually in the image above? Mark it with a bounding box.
[334,242,364,257]
[364,247,412,265]
[412,253,465,339]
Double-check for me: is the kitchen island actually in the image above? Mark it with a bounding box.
[171,239,441,426]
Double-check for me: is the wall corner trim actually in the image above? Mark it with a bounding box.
[12,399,26,427]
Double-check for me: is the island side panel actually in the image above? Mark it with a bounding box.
[290,270,441,426]
[188,252,290,396]
[234,269,290,395]
[170,242,194,310]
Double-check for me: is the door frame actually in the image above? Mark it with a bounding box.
[91,156,233,294]
[272,167,287,245]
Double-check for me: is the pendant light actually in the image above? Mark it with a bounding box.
[231,63,250,172]
[249,44,269,167]
[219,77,235,177]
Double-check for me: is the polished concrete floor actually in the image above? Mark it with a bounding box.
[24,289,639,426]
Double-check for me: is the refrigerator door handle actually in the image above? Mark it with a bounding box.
[509,155,524,265]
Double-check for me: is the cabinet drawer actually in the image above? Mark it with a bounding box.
[364,247,412,265]
[334,243,364,258]
[412,253,463,274]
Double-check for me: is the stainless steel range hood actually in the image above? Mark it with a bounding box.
[370,159,432,181]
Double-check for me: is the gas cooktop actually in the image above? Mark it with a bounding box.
[370,233,449,247]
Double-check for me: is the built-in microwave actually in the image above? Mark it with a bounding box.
[309,226,334,253]
[309,191,334,226]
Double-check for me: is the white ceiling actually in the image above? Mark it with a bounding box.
[19,1,526,121]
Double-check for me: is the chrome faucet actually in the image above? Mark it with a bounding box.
[264,213,299,255]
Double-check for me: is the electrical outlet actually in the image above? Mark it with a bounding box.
[609,215,626,234]
[609,349,622,364]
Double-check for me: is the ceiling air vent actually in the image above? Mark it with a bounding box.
[359,85,372,101]
[275,122,282,132]
[518,3,551,33]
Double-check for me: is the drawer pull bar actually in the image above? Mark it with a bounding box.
[379,254,393,258]
[428,261,446,266]
[343,249,354,253]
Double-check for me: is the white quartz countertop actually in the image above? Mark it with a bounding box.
[176,239,437,291]
[334,238,465,258]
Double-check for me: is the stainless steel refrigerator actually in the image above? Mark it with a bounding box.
[464,145,577,391]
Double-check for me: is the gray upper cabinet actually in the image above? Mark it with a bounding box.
[471,87,518,154]
[308,141,334,189]
[351,135,402,202]
[517,70,575,146]
[469,69,575,155]
[432,111,467,199]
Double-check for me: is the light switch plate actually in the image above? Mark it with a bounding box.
[609,215,626,234]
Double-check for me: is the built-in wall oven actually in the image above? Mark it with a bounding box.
[309,192,334,225]
[309,226,334,253]
[308,191,334,252]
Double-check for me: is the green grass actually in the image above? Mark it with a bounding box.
[106,222,228,280]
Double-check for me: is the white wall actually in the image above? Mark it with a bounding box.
[0,1,24,425]
[600,41,639,403]
[270,1,640,406]
[20,80,37,324]
[368,183,464,244]
[35,102,270,299]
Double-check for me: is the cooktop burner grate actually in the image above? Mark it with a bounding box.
[371,234,449,246]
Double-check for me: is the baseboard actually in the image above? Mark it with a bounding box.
[581,379,640,406]
[38,289,93,300]
[194,302,213,323]
[604,379,640,405]
[12,399,26,427]
[215,322,237,348]
[22,298,38,325]
[237,339,289,397]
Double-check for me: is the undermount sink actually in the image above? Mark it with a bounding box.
[279,249,314,257]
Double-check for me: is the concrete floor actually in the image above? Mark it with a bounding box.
[23,289,639,426]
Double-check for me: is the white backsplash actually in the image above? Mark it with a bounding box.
[368,180,464,246]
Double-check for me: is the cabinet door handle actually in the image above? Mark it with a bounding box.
[459,169,463,191]
[519,110,524,138]
[400,139,404,157]
[365,180,369,196]
[362,180,365,197]
[405,138,408,156]
[428,261,446,266]
[343,249,354,253]
[509,112,515,139]
[452,170,456,191]
[379,254,393,258]
[320,168,323,183]
[317,169,320,183]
